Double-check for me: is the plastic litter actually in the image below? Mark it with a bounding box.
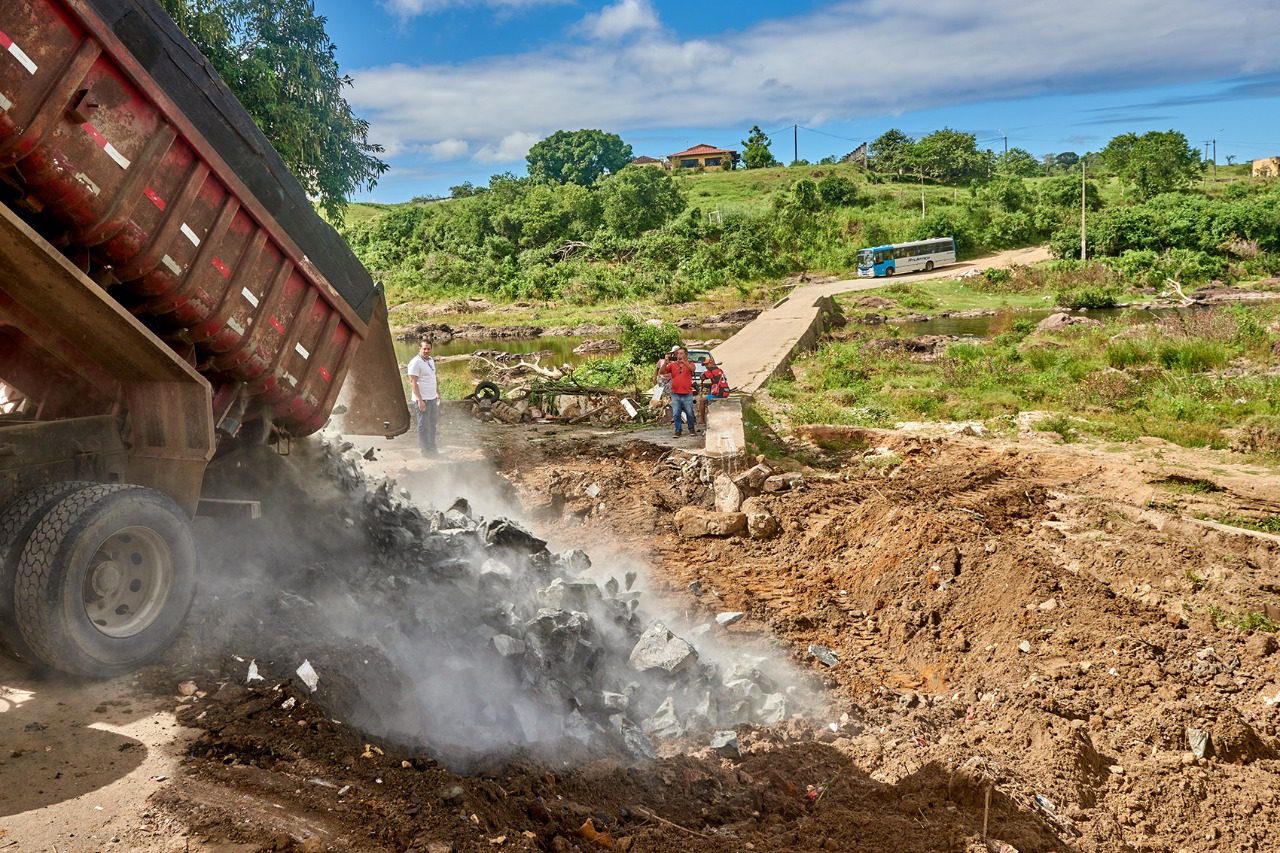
[296,659,320,692]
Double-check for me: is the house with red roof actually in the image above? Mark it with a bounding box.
[669,144,736,170]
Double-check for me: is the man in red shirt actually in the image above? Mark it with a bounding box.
[660,346,697,437]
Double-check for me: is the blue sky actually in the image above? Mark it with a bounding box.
[313,0,1280,202]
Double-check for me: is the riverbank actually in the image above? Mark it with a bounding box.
[764,300,1280,457]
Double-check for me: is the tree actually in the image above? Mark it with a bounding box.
[160,0,387,225]
[1054,151,1080,170]
[914,128,987,183]
[1100,130,1202,200]
[741,126,780,169]
[449,181,483,198]
[870,128,914,176]
[525,129,633,186]
[598,167,686,238]
[1038,175,1102,211]
[995,147,1042,177]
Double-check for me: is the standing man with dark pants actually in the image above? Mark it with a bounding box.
[661,346,696,437]
[407,337,439,456]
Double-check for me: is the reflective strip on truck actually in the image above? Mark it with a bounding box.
[81,123,131,170]
[0,30,38,75]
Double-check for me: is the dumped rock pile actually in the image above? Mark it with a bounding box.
[187,440,818,770]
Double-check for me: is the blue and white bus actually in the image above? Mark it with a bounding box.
[857,237,956,277]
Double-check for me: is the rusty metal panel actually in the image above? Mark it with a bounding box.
[0,0,385,439]
[0,200,212,514]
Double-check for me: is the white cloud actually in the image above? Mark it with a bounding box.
[425,138,470,159]
[474,131,542,163]
[577,0,660,41]
[352,0,1280,165]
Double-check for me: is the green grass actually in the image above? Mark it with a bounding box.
[387,284,771,331]
[1154,476,1221,494]
[1205,605,1280,633]
[1210,514,1280,535]
[770,302,1280,453]
[839,277,1059,318]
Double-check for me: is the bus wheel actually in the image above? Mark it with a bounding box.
[12,485,196,677]
[925,261,934,271]
[884,266,894,276]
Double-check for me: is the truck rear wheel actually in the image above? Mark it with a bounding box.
[0,481,95,663]
[13,485,197,677]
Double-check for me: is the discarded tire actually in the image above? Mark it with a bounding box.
[473,381,501,403]
[0,481,95,662]
[13,485,197,677]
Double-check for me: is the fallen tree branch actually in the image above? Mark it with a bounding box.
[630,806,710,838]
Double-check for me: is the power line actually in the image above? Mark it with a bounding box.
[797,125,863,144]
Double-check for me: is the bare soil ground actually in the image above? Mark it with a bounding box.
[3,423,1279,852]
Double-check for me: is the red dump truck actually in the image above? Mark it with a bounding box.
[0,0,409,676]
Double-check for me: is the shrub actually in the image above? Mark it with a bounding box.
[817,175,860,208]
[1036,412,1079,442]
[1056,285,1119,309]
[617,314,683,365]
[570,356,637,387]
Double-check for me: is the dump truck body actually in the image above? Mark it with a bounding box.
[0,0,408,675]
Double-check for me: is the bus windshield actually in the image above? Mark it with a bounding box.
[857,249,875,267]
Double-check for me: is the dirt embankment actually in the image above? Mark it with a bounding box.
[495,434,1280,852]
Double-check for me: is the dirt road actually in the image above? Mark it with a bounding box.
[712,246,1051,394]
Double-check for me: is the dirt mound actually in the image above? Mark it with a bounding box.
[501,434,1280,852]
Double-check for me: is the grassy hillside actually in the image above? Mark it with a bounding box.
[338,161,1278,311]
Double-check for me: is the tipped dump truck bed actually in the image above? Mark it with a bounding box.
[0,0,400,437]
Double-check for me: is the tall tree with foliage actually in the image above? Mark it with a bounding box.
[870,128,914,176]
[995,147,1042,177]
[1100,131,1202,199]
[741,125,780,169]
[599,166,686,238]
[525,130,633,186]
[914,128,989,182]
[159,0,387,225]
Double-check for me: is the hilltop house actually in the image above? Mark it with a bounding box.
[669,144,736,170]
[1253,157,1280,178]
[629,155,665,168]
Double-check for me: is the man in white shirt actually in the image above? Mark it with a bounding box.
[406,337,439,456]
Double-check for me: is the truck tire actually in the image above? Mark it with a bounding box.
[0,481,95,663]
[13,485,197,677]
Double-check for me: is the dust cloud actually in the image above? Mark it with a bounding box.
[186,435,826,770]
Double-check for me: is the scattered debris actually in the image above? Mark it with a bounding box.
[296,660,320,693]
[1187,727,1213,760]
[246,660,263,683]
[808,644,839,667]
[710,730,741,760]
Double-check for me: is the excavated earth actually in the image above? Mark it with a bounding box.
[35,427,1280,853]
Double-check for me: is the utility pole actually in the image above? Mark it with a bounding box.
[793,124,798,165]
[1080,155,1087,261]
[920,166,926,218]
[1212,139,1217,182]
[1003,136,1008,156]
